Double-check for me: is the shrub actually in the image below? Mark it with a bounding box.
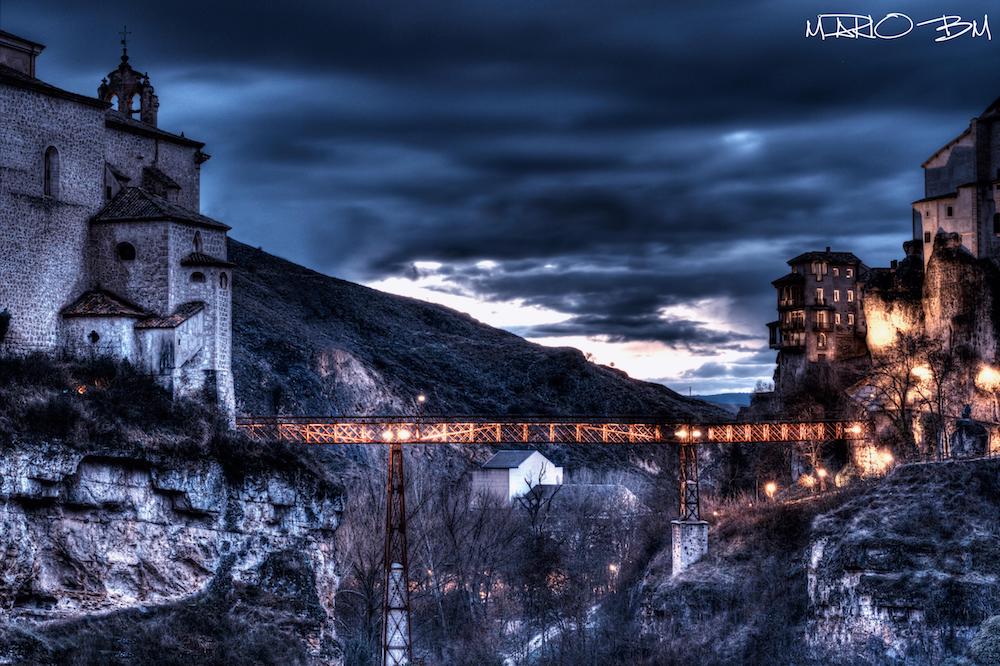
[970,615,1000,665]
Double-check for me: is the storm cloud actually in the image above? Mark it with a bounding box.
[11,0,1000,392]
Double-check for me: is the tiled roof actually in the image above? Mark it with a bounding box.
[772,272,805,286]
[93,187,230,230]
[61,289,147,318]
[136,301,205,329]
[788,250,862,266]
[105,110,205,148]
[912,192,958,204]
[0,64,108,109]
[482,450,538,469]
[180,252,235,268]
[143,165,180,190]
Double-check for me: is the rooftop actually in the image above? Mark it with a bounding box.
[106,110,205,149]
[94,187,230,231]
[481,450,540,469]
[136,302,205,329]
[61,289,147,318]
[788,249,862,266]
[0,63,107,109]
[180,252,235,268]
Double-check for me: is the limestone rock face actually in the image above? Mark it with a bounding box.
[0,440,343,662]
[807,459,1000,663]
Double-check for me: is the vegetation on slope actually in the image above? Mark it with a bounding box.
[229,239,726,420]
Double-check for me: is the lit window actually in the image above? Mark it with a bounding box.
[834,290,840,302]
[832,267,839,277]
[835,313,841,325]
[846,268,853,279]
[818,333,827,349]
[847,290,854,302]
[815,288,824,304]
[848,313,855,326]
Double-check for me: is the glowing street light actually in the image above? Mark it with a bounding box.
[879,450,894,466]
[674,429,689,439]
[417,394,427,404]
[816,468,828,479]
[608,563,619,574]
[911,365,932,382]
[764,481,778,499]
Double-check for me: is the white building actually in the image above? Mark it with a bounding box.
[471,450,564,503]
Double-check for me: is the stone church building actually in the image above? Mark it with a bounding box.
[0,29,235,419]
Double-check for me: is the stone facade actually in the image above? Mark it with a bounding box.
[914,97,1000,267]
[767,248,869,391]
[0,29,234,420]
[670,519,708,576]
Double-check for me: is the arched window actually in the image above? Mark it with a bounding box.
[131,94,142,116]
[193,231,203,253]
[190,272,206,284]
[219,272,228,290]
[116,242,136,261]
[43,146,60,198]
[993,213,1000,235]
[817,333,827,349]
[110,94,120,111]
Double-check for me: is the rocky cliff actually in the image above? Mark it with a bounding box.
[808,458,1000,664]
[0,358,344,665]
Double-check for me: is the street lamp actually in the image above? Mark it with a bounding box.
[764,481,777,500]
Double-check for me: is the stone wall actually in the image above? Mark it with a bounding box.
[104,126,202,210]
[0,83,105,354]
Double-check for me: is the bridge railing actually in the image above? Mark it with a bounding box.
[235,417,866,446]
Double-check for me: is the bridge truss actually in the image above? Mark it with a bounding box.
[237,416,865,665]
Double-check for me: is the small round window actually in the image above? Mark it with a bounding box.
[116,242,136,261]
[190,272,206,284]
[88,330,100,344]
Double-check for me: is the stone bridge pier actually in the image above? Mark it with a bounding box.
[671,442,708,575]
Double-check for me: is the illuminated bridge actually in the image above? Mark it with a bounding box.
[236,416,864,446]
[237,415,866,666]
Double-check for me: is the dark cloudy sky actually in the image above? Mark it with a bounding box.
[9,1,1000,393]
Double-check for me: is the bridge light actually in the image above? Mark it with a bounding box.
[691,429,702,439]
[764,481,777,499]
[847,424,863,435]
[382,429,395,442]
[608,563,619,574]
[397,428,412,442]
[674,429,689,439]
[880,450,894,465]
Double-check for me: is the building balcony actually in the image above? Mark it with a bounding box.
[813,321,832,331]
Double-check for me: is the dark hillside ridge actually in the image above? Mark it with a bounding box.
[229,239,727,420]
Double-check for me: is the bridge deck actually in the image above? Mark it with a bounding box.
[236,417,865,445]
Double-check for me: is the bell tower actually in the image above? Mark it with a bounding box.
[97,26,159,126]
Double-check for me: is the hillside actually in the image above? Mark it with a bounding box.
[229,239,726,421]
[633,459,1000,665]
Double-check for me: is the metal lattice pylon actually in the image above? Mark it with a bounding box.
[678,443,701,521]
[382,442,413,666]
